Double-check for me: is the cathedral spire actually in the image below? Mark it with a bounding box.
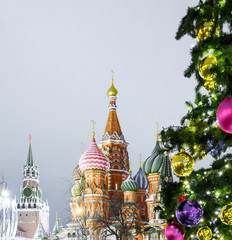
[27,135,34,167]
[103,76,124,141]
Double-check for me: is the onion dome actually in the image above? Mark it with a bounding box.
[133,164,149,189]
[71,181,82,197]
[73,165,82,180]
[121,174,139,192]
[79,138,110,172]
[107,80,118,96]
[142,141,164,175]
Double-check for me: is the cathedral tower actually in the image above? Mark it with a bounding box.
[133,160,149,221]
[17,136,49,239]
[100,77,129,200]
[78,128,110,232]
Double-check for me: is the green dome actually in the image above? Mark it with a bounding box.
[71,178,84,197]
[142,141,164,175]
[121,174,139,192]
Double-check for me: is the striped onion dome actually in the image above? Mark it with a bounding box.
[133,167,149,189]
[142,141,164,175]
[73,165,82,180]
[79,138,110,172]
[121,174,139,192]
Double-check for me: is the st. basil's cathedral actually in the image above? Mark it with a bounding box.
[56,79,173,240]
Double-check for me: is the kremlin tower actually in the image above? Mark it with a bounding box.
[100,77,129,200]
[16,136,49,239]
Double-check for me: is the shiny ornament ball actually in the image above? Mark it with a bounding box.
[199,54,217,81]
[197,226,212,240]
[217,97,232,134]
[196,20,219,40]
[176,200,203,227]
[204,79,217,91]
[165,222,185,240]
[220,204,232,225]
[171,152,194,177]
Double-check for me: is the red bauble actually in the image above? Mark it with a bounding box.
[217,97,232,133]
[178,195,187,202]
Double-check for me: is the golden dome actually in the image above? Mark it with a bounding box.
[107,80,118,96]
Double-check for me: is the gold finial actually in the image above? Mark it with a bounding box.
[107,70,118,97]
[91,120,96,139]
[81,142,84,155]
[156,122,159,141]
[139,153,142,168]
[56,212,58,220]
[29,134,32,144]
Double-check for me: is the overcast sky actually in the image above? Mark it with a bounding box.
[0,0,205,228]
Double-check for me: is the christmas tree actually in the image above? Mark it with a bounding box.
[160,0,232,239]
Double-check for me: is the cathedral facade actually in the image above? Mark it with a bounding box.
[56,79,173,240]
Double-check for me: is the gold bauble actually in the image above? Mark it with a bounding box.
[171,151,194,177]
[220,204,232,225]
[199,55,217,81]
[197,226,212,240]
[204,79,217,91]
[196,20,220,40]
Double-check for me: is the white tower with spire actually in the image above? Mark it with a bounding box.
[16,136,49,239]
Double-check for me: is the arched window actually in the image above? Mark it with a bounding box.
[115,182,118,190]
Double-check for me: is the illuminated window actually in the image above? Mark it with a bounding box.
[115,182,118,190]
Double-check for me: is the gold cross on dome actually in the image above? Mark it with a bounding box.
[139,153,142,168]
[91,120,96,138]
[81,142,84,155]
[156,121,159,141]
[111,70,114,80]
[129,161,131,174]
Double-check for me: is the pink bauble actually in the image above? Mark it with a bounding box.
[165,222,185,240]
[217,97,232,133]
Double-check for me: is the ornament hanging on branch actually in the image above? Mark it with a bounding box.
[197,226,212,240]
[171,151,194,177]
[196,20,219,41]
[176,200,203,227]
[217,97,232,133]
[165,222,185,240]
[177,195,189,202]
[199,54,217,80]
[220,204,232,225]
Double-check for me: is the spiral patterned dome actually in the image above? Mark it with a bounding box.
[121,174,139,192]
[133,167,149,189]
[79,138,110,172]
[73,165,82,180]
[142,141,164,175]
